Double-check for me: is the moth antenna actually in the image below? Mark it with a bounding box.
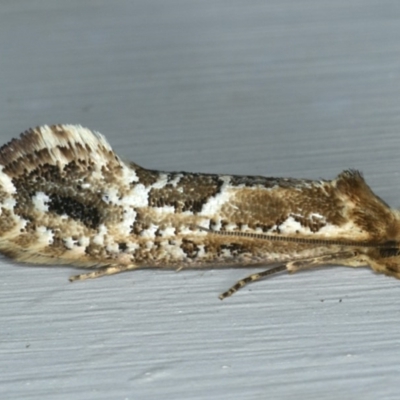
[196,226,398,249]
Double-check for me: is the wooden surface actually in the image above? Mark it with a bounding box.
[1,1,400,399]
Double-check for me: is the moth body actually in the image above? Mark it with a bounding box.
[0,125,398,298]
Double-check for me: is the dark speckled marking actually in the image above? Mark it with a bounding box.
[181,239,200,259]
[118,242,128,251]
[291,214,326,233]
[218,243,246,257]
[130,210,151,235]
[131,166,159,187]
[148,173,224,213]
[229,175,316,188]
[48,194,100,229]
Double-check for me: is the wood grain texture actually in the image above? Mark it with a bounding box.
[1,1,400,399]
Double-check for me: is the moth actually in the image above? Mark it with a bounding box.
[0,125,398,299]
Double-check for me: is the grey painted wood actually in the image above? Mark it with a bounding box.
[1,1,400,399]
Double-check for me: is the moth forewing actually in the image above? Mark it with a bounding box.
[0,124,399,299]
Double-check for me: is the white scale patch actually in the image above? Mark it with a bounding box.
[102,187,120,204]
[160,226,176,237]
[36,226,54,246]
[199,176,232,216]
[63,237,77,249]
[224,222,238,232]
[167,174,182,187]
[32,192,50,212]
[106,242,119,253]
[196,245,206,259]
[153,205,176,215]
[127,184,150,208]
[80,182,91,189]
[160,239,186,260]
[78,236,90,247]
[2,197,16,211]
[276,216,306,234]
[140,224,158,239]
[93,224,108,245]
[120,207,136,236]
[0,165,16,194]
[127,242,140,252]
[151,173,169,189]
[317,220,367,238]
[121,162,139,183]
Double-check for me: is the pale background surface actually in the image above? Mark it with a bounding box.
[1,1,400,399]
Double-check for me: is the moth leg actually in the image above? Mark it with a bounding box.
[219,251,355,300]
[69,264,138,282]
[286,251,356,273]
[219,265,287,300]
